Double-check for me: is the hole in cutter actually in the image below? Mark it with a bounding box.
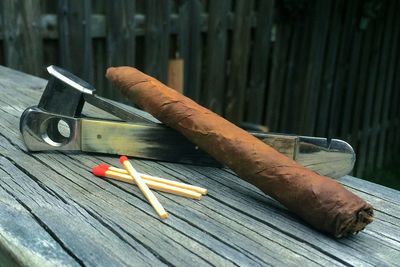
[57,119,71,138]
[42,118,72,147]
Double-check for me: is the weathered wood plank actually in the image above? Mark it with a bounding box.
[366,2,395,171]
[279,18,305,133]
[0,68,400,265]
[315,0,344,137]
[57,0,93,82]
[93,38,108,97]
[224,0,254,122]
[265,15,291,131]
[0,41,3,66]
[0,101,323,266]
[105,0,136,102]
[356,15,386,177]
[144,0,171,83]
[339,1,362,141]
[0,151,172,266]
[106,0,136,67]
[282,6,314,134]
[299,0,332,136]
[202,0,231,115]
[1,61,400,266]
[350,22,374,176]
[385,13,400,163]
[393,28,400,152]
[0,11,263,41]
[150,162,400,266]
[1,0,43,76]
[91,0,107,98]
[0,172,80,267]
[0,69,276,264]
[0,66,289,266]
[0,120,359,267]
[245,0,274,125]
[376,1,400,167]
[178,0,203,102]
[0,116,233,266]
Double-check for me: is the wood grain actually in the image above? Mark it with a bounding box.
[245,0,274,124]
[1,0,400,176]
[202,0,231,114]
[0,65,400,266]
[224,0,254,122]
[57,0,93,82]
[144,0,171,83]
[1,0,43,76]
[178,0,202,102]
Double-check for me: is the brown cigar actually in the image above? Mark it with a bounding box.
[106,66,373,238]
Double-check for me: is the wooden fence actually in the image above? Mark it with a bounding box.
[0,0,399,177]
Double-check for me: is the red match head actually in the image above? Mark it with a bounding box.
[119,155,128,164]
[98,163,110,169]
[91,166,107,177]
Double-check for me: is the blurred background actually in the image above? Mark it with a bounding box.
[0,0,399,188]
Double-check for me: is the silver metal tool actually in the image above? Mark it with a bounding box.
[20,66,355,178]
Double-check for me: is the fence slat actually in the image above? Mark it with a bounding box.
[144,0,171,83]
[57,0,93,82]
[224,0,254,122]
[315,0,344,137]
[1,0,43,76]
[394,56,400,156]
[265,18,291,131]
[356,16,386,177]
[385,2,400,164]
[299,1,332,136]
[340,1,362,141]
[366,3,394,171]
[179,0,203,102]
[377,2,400,168]
[288,10,314,134]
[92,0,106,97]
[0,0,399,177]
[279,18,308,133]
[106,0,136,67]
[245,0,274,124]
[202,0,231,114]
[350,27,373,176]
[104,0,136,101]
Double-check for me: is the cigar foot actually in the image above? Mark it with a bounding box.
[339,208,374,238]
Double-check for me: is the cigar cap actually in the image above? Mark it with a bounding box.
[119,155,128,164]
[92,166,106,177]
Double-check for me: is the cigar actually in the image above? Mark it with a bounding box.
[98,163,208,195]
[120,156,168,219]
[106,66,374,238]
[92,165,202,200]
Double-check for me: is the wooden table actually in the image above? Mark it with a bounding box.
[0,65,399,266]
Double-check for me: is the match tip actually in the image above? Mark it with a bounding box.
[92,166,106,177]
[119,155,128,164]
[98,163,110,169]
[160,213,169,219]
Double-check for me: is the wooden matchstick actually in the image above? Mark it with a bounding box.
[92,166,202,200]
[98,163,207,195]
[120,156,168,219]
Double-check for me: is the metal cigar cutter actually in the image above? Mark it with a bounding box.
[20,66,355,178]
